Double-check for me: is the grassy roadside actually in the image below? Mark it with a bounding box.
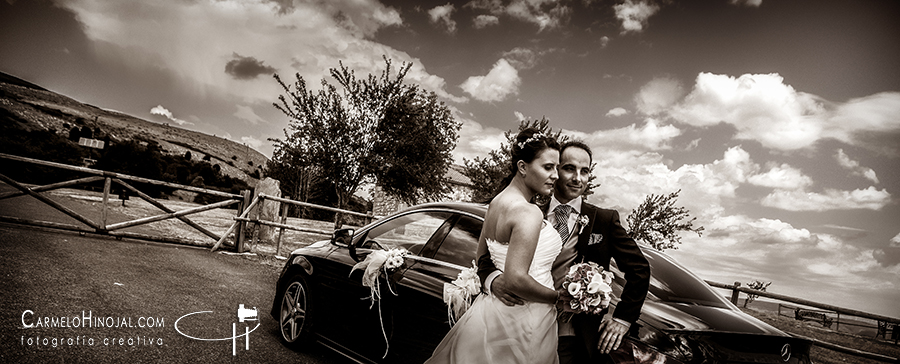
[740,307,899,364]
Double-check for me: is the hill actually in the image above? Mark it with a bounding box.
[0,71,268,185]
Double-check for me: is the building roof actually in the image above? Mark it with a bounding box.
[446,164,472,187]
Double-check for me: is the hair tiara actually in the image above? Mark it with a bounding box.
[517,132,546,149]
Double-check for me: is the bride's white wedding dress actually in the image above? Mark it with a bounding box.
[426,222,562,364]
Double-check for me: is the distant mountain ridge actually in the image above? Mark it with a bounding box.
[0,71,267,185]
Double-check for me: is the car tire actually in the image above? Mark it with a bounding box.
[278,274,314,346]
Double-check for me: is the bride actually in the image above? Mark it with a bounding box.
[426,128,563,364]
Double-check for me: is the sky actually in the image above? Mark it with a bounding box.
[1,0,899,318]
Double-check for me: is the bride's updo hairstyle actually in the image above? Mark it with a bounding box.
[487,128,560,201]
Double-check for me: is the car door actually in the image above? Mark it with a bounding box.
[327,210,455,361]
[389,213,482,363]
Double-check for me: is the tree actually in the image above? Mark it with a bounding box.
[743,280,772,308]
[265,136,324,219]
[462,118,599,203]
[626,189,704,251]
[372,87,459,205]
[272,57,460,226]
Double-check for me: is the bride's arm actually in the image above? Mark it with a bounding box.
[502,206,558,305]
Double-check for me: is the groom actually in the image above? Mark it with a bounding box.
[478,140,650,364]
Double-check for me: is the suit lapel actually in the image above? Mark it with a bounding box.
[576,203,597,251]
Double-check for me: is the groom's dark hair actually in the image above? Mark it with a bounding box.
[559,140,592,163]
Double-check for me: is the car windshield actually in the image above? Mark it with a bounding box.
[611,248,732,309]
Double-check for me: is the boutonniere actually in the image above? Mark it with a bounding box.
[575,214,590,234]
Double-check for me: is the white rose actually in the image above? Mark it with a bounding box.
[588,295,603,307]
[386,256,404,269]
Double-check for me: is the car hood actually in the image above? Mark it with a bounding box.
[639,299,787,336]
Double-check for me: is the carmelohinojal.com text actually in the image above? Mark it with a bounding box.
[20,310,165,348]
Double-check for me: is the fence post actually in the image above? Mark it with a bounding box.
[235,190,251,253]
[101,177,111,231]
[251,195,263,252]
[366,210,374,225]
[275,197,289,257]
[731,281,741,305]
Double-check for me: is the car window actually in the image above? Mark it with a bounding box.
[362,211,453,255]
[433,215,481,267]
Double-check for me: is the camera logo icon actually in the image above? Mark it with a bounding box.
[237,304,257,323]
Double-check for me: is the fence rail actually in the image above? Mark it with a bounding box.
[706,280,900,325]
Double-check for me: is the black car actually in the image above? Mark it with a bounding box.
[271,202,811,364]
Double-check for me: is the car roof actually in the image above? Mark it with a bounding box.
[397,201,488,217]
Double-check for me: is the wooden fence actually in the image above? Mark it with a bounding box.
[708,280,899,362]
[0,153,373,251]
[209,192,376,257]
[0,153,243,246]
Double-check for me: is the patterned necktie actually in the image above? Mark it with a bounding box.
[552,204,573,242]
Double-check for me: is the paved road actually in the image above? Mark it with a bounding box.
[0,224,351,364]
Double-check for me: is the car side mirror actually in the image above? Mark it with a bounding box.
[330,228,354,247]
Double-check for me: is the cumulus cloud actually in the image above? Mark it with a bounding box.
[473,14,499,28]
[606,107,628,117]
[452,118,508,164]
[825,92,900,146]
[636,76,685,115]
[668,73,900,151]
[584,145,754,220]
[730,0,763,7]
[233,104,267,125]
[466,0,571,31]
[761,186,892,211]
[613,0,660,33]
[747,163,813,190]
[670,73,825,150]
[569,120,682,158]
[460,58,521,102]
[835,149,879,184]
[873,233,900,268]
[428,4,457,33]
[150,105,192,125]
[241,135,263,150]
[224,53,276,80]
[672,212,893,300]
[57,1,466,106]
[501,47,543,70]
[514,111,527,122]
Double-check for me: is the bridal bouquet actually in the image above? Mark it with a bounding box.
[443,261,481,326]
[559,261,614,320]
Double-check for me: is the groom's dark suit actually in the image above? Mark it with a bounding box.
[478,201,650,362]
[566,202,650,360]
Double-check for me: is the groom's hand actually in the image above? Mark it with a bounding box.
[597,319,628,354]
[491,274,525,306]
